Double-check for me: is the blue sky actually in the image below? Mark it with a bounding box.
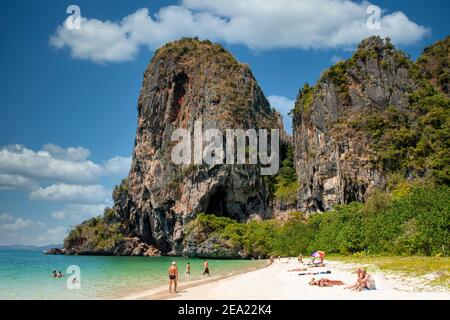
[0,0,449,245]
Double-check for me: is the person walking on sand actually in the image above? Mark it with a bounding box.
[203,260,210,277]
[185,262,191,275]
[168,261,179,294]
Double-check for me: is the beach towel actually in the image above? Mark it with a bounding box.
[298,270,331,276]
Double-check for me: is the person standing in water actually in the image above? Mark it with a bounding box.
[185,262,191,275]
[168,261,179,294]
[203,260,210,277]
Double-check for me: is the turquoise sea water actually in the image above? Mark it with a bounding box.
[0,249,265,300]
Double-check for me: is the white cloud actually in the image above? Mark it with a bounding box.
[0,215,60,246]
[0,174,38,190]
[0,213,13,223]
[0,217,45,232]
[50,0,429,63]
[103,156,132,176]
[51,203,108,223]
[267,95,295,134]
[0,144,103,185]
[0,144,130,191]
[0,222,68,246]
[42,144,90,162]
[36,226,68,246]
[30,183,111,204]
[50,15,140,63]
[51,211,66,220]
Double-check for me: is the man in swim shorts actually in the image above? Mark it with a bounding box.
[168,261,179,294]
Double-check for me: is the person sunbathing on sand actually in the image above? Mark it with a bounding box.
[288,267,307,272]
[345,268,363,290]
[345,268,376,291]
[309,278,344,287]
[356,269,376,291]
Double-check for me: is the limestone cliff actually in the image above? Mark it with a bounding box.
[292,36,450,213]
[64,36,449,256]
[97,38,282,256]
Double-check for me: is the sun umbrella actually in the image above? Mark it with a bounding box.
[311,251,325,259]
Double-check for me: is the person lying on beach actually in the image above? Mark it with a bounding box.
[309,278,345,287]
[288,267,307,272]
[168,261,179,294]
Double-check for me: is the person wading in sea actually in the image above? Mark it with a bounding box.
[168,261,179,294]
[203,260,210,277]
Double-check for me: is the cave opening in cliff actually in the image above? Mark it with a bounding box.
[173,72,188,107]
[205,186,229,218]
[168,72,189,123]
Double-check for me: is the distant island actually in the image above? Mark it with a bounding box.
[0,244,63,252]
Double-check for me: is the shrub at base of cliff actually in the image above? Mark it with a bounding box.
[183,214,242,258]
[284,184,449,256]
[184,185,449,258]
[182,213,280,259]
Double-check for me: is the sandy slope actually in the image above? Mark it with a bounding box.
[157,258,450,300]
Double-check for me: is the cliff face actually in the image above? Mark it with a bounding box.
[64,36,449,257]
[293,36,450,213]
[114,39,283,255]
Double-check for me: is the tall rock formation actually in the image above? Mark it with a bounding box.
[64,36,448,257]
[292,36,449,212]
[113,38,283,255]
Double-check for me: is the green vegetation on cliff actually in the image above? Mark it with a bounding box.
[348,85,450,184]
[273,144,298,204]
[188,184,449,258]
[64,208,125,254]
[417,36,450,96]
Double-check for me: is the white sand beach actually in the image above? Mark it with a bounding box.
[133,258,450,300]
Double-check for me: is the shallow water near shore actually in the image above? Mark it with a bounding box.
[0,249,265,299]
